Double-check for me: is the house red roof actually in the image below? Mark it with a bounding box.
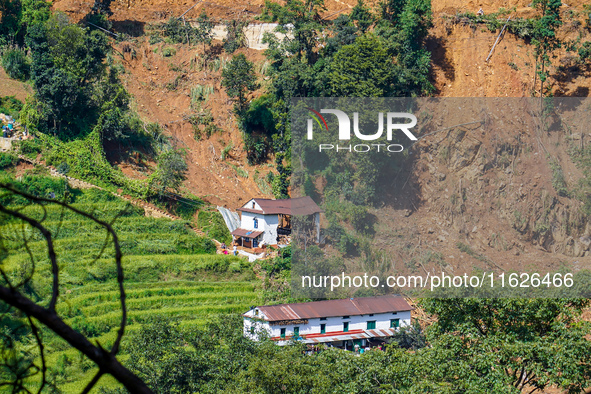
[249,295,412,322]
[237,196,321,216]
[231,228,264,238]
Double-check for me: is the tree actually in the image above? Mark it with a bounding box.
[194,12,213,53]
[25,14,110,138]
[221,54,258,112]
[420,298,591,392]
[150,149,188,195]
[223,19,248,54]
[328,34,394,96]
[532,0,562,97]
[0,181,153,393]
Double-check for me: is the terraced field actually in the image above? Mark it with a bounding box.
[0,179,259,392]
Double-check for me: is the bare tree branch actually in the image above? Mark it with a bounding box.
[80,369,105,394]
[0,284,152,393]
[0,203,60,312]
[0,183,128,356]
[0,183,153,393]
[26,316,47,394]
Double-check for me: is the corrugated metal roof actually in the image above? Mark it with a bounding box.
[237,196,322,215]
[231,228,264,238]
[255,295,412,321]
[301,328,398,344]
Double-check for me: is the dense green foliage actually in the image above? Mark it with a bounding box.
[117,297,591,393]
[236,0,433,197]
[221,53,258,112]
[1,47,29,80]
[197,210,232,245]
[0,95,23,120]
[24,14,110,138]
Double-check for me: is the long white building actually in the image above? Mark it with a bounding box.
[243,295,412,349]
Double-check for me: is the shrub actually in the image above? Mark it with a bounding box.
[0,152,17,170]
[243,133,269,165]
[15,139,43,157]
[197,210,232,245]
[0,96,23,120]
[175,234,216,254]
[2,48,30,81]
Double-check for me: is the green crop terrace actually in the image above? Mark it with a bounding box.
[0,176,260,392]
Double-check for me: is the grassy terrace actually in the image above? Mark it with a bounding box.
[0,183,259,392]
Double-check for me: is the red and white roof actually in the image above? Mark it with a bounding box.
[238,196,321,216]
[246,295,412,322]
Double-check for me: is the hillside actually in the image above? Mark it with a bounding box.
[2,0,591,391]
[41,0,591,211]
[36,0,591,282]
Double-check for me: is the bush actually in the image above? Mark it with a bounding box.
[0,175,67,206]
[243,133,269,165]
[2,48,30,81]
[0,96,23,120]
[15,139,43,157]
[223,20,247,54]
[0,152,17,169]
[197,210,232,245]
[175,234,216,254]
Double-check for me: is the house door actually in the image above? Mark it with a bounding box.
[253,238,258,248]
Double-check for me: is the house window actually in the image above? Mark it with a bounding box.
[320,317,326,321]
[342,316,350,319]
[280,328,286,338]
[369,314,374,317]
[390,319,400,328]
[294,327,300,337]
[367,321,376,330]
[254,309,259,316]
[320,324,326,334]
[252,202,256,209]
[343,322,349,332]
[392,312,398,315]
[253,218,259,229]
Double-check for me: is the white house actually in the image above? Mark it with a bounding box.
[231,197,321,248]
[243,295,412,349]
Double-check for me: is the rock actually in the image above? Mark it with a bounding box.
[579,235,591,250]
[437,235,446,242]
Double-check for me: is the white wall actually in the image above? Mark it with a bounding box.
[242,199,262,211]
[240,211,279,246]
[241,211,259,231]
[262,215,278,245]
[243,308,411,343]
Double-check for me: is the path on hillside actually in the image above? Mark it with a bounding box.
[16,155,213,239]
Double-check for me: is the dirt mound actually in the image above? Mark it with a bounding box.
[0,68,33,102]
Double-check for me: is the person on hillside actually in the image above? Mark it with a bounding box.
[233,245,237,256]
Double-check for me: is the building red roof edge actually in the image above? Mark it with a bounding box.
[249,295,412,322]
